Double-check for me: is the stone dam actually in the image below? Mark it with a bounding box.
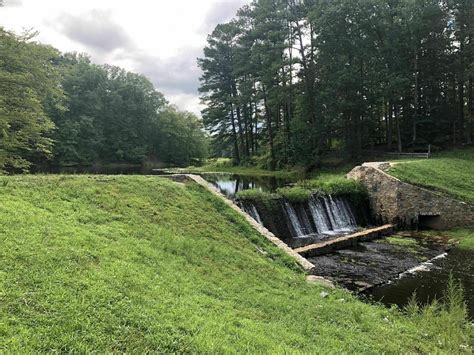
[347,162,474,230]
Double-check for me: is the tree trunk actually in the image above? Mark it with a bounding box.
[386,99,393,151]
[231,83,247,158]
[468,77,473,144]
[459,41,465,143]
[413,47,419,145]
[263,86,276,170]
[230,107,240,163]
[394,103,402,153]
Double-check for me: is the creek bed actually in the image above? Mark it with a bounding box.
[309,234,474,318]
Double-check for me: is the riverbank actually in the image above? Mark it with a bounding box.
[422,229,474,250]
[0,175,472,352]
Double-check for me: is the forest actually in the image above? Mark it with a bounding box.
[199,0,474,169]
[0,28,208,173]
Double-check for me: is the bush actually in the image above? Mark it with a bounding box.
[236,177,368,207]
[235,189,276,202]
[299,176,365,195]
[276,186,312,203]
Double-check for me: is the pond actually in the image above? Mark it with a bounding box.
[197,172,295,199]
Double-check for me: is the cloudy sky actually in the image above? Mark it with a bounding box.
[0,0,248,115]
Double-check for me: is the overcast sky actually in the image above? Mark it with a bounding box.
[0,0,248,115]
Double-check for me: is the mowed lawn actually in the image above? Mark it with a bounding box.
[0,175,472,352]
[389,148,474,205]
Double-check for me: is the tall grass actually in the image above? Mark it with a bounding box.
[404,276,472,350]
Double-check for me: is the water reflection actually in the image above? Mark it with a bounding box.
[201,173,293,199]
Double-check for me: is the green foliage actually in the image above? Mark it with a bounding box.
[0,28,62,172]
[188,160,305,178]
[422,229,474,250]
[49,54,208,167]
[150,106,209,165]
[199,0,474,167]
[0,33,208,172]
[389,148,474,204]
[276,186,312,203]
[235,188,276,202]
[385,236,419,247]
[0,175,472,352]
[298,176,366,197]
[236,175,367,205]
[404,275,471,349]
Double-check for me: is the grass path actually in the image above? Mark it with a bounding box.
[0,175,472,352]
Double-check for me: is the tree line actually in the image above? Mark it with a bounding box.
[199,0,474,169]
[0,28,208,173]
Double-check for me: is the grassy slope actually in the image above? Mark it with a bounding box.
[0,175,472,352]
[389,148,474,205]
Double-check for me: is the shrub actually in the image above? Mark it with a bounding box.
[235,189,276,202]
[276,186,312,203]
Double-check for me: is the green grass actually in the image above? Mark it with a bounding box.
[234,188,276,202]
[421,229,474,250]
[236,175,367,210]
[276,186,312,203]
[389,148,474,205]
[0,175,472,352]
[385,236,419,247]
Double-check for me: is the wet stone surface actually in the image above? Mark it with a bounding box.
[308,235,448,292]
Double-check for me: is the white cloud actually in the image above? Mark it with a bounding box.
[0,0,251,115]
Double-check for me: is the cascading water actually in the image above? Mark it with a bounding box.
[284,195,358,238]
[322,195,356,232]
[282,201,306,237]
[340,197,357,226]
[238,201,263,224]
[308,197,332,234]
[245,204,263,224]
[237,193,359,240]
[333,195,356,229]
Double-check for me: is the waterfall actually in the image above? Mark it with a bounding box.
[239,194,359,240]
[322,196,340,230]
[295,204,315,235]
[340,197,357,226]
[246,203,263,224]
[282,201,305,237]
[239,201,263,224]
[308,197,332,233]
[308,195,357,235]
[324,195,356,232]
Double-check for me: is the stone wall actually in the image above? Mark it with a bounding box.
[347,162,474,230]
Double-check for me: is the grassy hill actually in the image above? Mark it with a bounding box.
[0,175,472,352]
[389,148,474,205]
